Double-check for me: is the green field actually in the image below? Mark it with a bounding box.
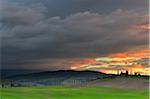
[0,86,149,99]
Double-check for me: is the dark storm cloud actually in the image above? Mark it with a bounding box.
[1,0,149,69]
[3,0,148,17]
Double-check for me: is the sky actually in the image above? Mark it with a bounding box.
[1,0,149,75]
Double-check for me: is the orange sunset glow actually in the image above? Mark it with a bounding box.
[135,24,150,30]
[71,49,150,75]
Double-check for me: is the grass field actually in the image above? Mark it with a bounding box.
[0,86,149,99]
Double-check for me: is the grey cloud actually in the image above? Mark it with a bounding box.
[1,2,47,27]
[1,1,149,69]
[4,0,148,17]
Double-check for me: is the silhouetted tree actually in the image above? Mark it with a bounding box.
[125,71,129,76]
[10,82,15,87]
[2,84,4,88]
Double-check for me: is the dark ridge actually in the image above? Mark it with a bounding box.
[6,70,106,79]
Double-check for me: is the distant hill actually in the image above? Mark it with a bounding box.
[2,70,111,86]
[1,70,149,88]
